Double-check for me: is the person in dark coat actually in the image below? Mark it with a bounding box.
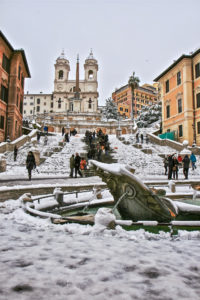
[65,132,69,142]
[182,154,190,179]
[163,156,168,175]
[62,127,65,136]
[26,151,36,180]
[74,153,83,178]
[172,156,179,180]
[69,154,75,177]
[14,145,18,161]
[168,154,174,180]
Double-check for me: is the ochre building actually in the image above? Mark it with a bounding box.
[0,31,30,142]
[154,48,200,146]
[112,84,158,118]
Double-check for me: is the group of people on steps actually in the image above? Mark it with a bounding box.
[163,152,197,180]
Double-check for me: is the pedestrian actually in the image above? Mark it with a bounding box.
[65,132,69,142]
[163,155,168,175]
[97,144,102,161]
[190,152,197,170]
[37,131,41,143]
[182,154,190,179]
[74,153,83,178]
[136,132,139,143]
[14,145,18,161]
[168,154,174,180]
[26,151,36,180]
[44,135,48,145]
[62,127,65,136]
[70,154,75,177]
[172,156,179,180]
[105,143,109,156]
[80,157,87,177]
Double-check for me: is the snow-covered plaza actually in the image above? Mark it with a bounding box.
[1,129,200,300]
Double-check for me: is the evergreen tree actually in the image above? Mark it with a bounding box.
[137,101,162,128]
[102,97,118,120]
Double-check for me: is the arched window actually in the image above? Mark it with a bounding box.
[88,98,92,109]
[88,70,93,79]
[58,70,63,79]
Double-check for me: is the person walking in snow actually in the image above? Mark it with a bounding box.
[14,145,18,161]
[172,156,179,180]
[136,133,139,143]
[62,127,65,136]
[182,154,190,179]
[26,151,36,180]
[163,155,168,175]
[168,154,174,180]
[74,153,83,178]
[69,154,75,177]
[80,157,87,177]
[140,133,144,144]
[190,152,197,170]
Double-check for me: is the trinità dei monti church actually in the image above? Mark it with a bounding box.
[24,50,131,133]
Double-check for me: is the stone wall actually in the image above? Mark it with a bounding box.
[0,130,37,153]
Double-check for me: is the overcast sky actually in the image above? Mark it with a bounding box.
[1,0,200,105]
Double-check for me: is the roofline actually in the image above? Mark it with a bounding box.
[0,30,14,51]
[154,48,200,81]
[113,83,157,95]
[0,31,31,78]
[14,49,31,78]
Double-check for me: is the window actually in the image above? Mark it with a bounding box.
[179,125,183,137]
[44,102,46,106]
[177,71,181,85]
[166,105,170,118]
[125,108,128,112]
[1,84,8,103]
[51,102,53,108]
[23,110,26,114]
[21,75,24,88]
[20,100,23,114]
[120,107,123,111]
[23,102,27,106]
[165,80,169,93]
[18,66,21,80]
[37,106,40,112]
[88,70,94,79]
[178,99,182,113]
[37,98,40,104]
[30,102,34,106]
[197,93,200,108]
[195,62,200,78]
[58,70,63,79]
[30,110,32,114]
[0,115,5,129]
[30,96,33,99]
[58,103,61,109]
[15,120,18,133]
[2,54,10,73]
[198,121,200,134]
[88,98,92,109]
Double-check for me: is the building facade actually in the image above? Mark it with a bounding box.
[112,84,158,118]
[154,48,200,146]
[23,50,99,117]
[0,31,30,142]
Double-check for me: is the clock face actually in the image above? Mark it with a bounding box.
[57,84,63,91]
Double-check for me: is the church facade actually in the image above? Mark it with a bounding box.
[23,50,99,116]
